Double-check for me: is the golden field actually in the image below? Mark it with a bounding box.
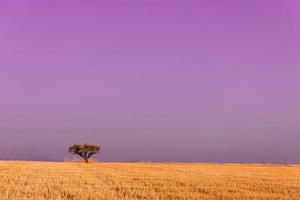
[0,161,299,200]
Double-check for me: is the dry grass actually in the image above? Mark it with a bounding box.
[0,161,299,200]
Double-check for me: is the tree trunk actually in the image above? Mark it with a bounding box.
[84,157,89,163]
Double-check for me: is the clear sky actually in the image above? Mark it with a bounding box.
[0,0,299,162]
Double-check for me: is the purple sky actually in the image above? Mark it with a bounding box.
[0,0,300,163]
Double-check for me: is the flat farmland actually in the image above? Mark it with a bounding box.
[0,161,299,200]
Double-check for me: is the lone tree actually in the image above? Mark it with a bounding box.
[68,144,101,163]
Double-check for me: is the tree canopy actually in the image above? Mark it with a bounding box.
[68,144,101,163]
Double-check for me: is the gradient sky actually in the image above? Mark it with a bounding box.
[0,0,300,163]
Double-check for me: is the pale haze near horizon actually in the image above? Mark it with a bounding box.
[0,0,300,163]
